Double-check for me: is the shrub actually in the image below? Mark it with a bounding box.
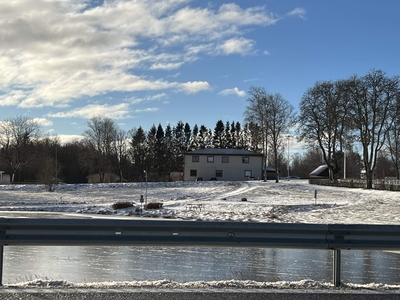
[145,202,163,209]
[112,201,134,210]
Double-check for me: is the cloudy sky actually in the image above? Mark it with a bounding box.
[1,0,399,145]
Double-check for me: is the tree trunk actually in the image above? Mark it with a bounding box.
[366,170,373,189]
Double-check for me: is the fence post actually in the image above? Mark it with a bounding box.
[333,249,341,287]
[0,246,3,286]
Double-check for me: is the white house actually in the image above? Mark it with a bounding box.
[184,148,263,181]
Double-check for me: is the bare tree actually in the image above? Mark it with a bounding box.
[82,116,118,183]
[244,87,295,181]
[265,93,296,182]
[298,80,350,180]
[244,87,270,180]
[114,128,128,182]
[386,97,400,178]
[37,156,62,191]
[290,146,325,178]
[347,70,400,189]
[0,116,41,182]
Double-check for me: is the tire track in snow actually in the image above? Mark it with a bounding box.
[196,182,256,201]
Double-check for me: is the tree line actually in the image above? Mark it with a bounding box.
[298,69,400,188]
[0,116,301,186]
[0,69,399,189]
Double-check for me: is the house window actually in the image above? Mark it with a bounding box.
[207,156,214,163]
[242,157,249,163]
[222,156,229,163]
[216,170,223,177]
[190,170,197,177]
[192,156,199,162]
[244,170,252,177]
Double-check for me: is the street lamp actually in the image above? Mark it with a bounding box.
[144,170,148,208]
[287,135,291,181]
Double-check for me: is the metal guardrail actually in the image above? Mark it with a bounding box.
[0,218,399,287]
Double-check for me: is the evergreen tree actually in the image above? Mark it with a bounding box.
[155,123,165,179]
[190,124,199,150]
[198,125,208,149]
[164,124,175,176]
[225,121,232,148]
[184,123,191,151]
[213,120,225,148]
[235,121,244,149]
[128,126,147,181]
[146,125,157,179]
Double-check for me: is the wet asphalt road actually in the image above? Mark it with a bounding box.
[0,289,399,300]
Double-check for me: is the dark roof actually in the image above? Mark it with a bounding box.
[309,165,329,178]
[186,148,261,156]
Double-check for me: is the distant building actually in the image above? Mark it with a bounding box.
[264,166,278,181]
[184,148,263,181]
[0,171,10,184]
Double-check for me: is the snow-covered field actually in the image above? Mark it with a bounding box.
[1,179,400,291]
[1,179,399,224]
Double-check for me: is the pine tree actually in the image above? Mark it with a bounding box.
[213,120,225,148]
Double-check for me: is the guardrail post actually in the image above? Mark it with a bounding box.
[0,246,3,286]
[333,249,341,287]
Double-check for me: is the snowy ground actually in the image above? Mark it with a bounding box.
[1,179,400,291]
[1,179,399,224]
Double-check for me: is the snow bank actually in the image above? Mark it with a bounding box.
[6,278,400,291]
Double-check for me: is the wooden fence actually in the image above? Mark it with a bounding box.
[309,178,400,191]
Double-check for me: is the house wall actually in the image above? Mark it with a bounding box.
[184,154,262,181]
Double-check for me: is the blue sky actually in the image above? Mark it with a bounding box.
[1,0,399,148]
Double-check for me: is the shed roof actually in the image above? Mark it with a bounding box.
[309,165,329,178]
[186,148,261,156]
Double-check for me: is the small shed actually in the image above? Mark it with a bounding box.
[0,171,10,184]
[309,165,329,179]
[264,166,278,180]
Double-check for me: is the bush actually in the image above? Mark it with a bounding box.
[112,201,134,210]
[145,202,163,209]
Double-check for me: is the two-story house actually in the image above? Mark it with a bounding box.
[184,148,263,181]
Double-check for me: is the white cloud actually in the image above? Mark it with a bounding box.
[244,78,259,83]
[219,87,246,97]
[0,90,26,106]
[134,108,159,113]
[179,81,211,94]
[47,103,131,120]
[263,50,271,55]
[32,117,53,127]
[0,0,297,112]
[150,62,184,70]
[286,7,307,20]
[130,93,168,104]
[58,134,85,145]
[217,37,255,55]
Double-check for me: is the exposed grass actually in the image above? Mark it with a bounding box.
[112,201,134,210]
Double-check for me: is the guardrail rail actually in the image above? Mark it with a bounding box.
[0,218,399,287]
